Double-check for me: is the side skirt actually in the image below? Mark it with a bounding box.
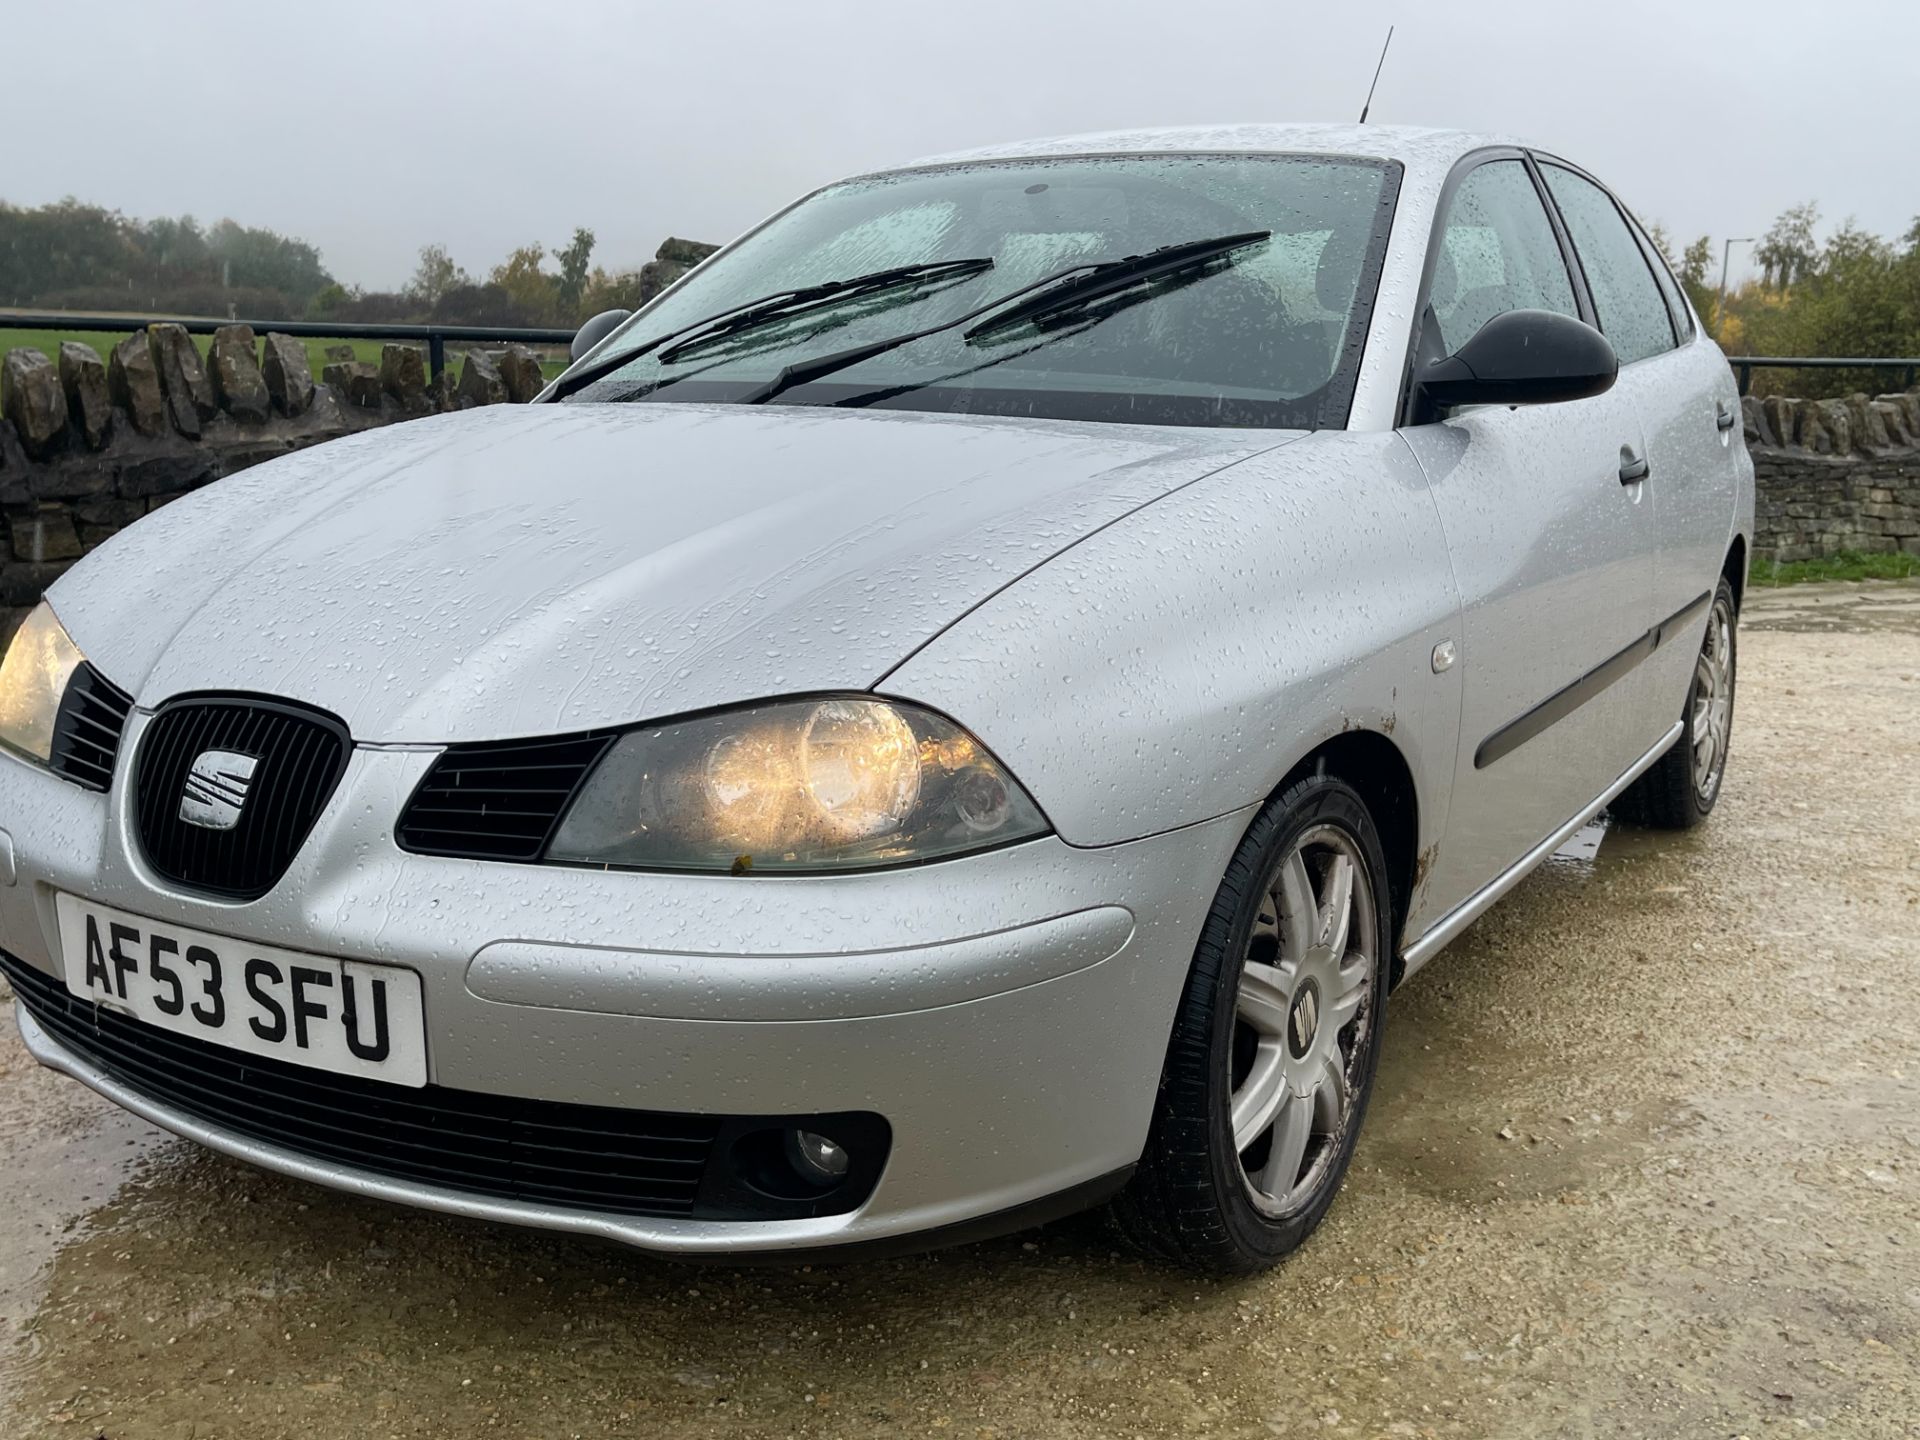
[1397,718,1684,982]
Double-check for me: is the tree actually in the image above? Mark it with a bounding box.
[142,214,209,274]
[1791,222,1906,367]
[488,243,558,323]
[0,195,332,315]
[554,228,595,317]
[1755,202,1819,289]
[1677,235,1717,332]
[304,282,352,319]
[406,243,469,308]
[1719,203,1920,396]
[1677,236,1713,291]
[204,217,332,305]
[0,197,137,307]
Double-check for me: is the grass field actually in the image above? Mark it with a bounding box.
[1749,548,1920,586]
[0,326,568,398]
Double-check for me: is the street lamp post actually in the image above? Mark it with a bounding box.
[1717,237,1755,338]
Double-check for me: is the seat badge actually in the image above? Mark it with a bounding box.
[179,750,259,831]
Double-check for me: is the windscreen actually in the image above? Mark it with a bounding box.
[565,153,1399,429]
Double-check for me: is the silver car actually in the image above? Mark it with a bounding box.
[0,124,1750,1272]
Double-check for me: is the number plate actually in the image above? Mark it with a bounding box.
[55,894,427,1088]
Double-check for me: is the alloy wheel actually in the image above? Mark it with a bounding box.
[1230,823,1377,1218]
[1691,594,1735,804]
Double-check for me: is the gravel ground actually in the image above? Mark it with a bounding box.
[0,581,1915,1440]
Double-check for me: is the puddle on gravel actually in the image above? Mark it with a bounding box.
[0,987,163,1403]
[1546,817,1608,865]
[1542,814,1684,875]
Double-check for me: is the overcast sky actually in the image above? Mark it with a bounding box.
[8,0,1912,292]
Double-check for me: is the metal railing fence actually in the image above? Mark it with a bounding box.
[1729,356,1920,396]
[0,313,577,382]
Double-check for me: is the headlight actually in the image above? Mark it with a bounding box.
[0,602,86,765]
[548,697,1048,873]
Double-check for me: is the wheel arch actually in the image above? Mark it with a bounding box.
[1270,728,1420,987]
[1723,533,1747,612]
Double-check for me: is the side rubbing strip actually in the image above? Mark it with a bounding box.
[1474,631,1654,769]
[1474,591,1716,770]
[1653,590,1711,648]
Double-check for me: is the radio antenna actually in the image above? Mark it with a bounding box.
[1358,25,1395,124]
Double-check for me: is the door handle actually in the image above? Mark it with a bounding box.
[1715,402,1737,432]
[1619,454,1650,484]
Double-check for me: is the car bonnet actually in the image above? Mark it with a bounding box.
[51,401,1298,742]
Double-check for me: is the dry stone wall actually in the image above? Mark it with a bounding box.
[1741,389,1920,563]
[0,324,558,641]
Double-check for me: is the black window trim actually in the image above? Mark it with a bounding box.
[1394,146,1596,427]
[1530,153,1690,361]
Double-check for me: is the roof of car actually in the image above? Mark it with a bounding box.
[905,123,1524,171]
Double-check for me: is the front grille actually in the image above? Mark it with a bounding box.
[396,732,613,861]
[2,952,886,1222]
[132,697,350,901]
[49,663,133,791]
[1,953,716,1217]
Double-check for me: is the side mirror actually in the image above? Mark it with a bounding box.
[570,309,632,363]
[1416,309,1617,413]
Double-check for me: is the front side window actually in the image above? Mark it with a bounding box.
[1539,165,1677,366]
[1425,159,1579,356]
[563,154,1400,430]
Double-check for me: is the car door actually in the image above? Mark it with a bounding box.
[1397,155,1660,916]
[1537,159,1739,728]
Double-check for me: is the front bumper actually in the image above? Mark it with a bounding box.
[0,729,1246,1256]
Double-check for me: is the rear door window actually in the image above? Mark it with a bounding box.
[1625,215,1696,341]
[1539,165,1677,365]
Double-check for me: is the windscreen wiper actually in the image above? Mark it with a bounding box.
[654,258,993,363]
[549,257,995,400]
[962,231,1269,339]
[735,230,1271,407]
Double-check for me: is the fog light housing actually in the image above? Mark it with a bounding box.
[787,1128,851,1185]
[707,1113,889,1219]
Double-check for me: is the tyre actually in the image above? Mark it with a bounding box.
[1610,576,1737,830]
[1111,773,1390,1273]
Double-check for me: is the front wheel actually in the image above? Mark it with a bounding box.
[1611,576,1738,830]
[1111,774,1391,1273]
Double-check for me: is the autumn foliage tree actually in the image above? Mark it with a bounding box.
[406,244,471,308]
[1651,203,1920,398]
